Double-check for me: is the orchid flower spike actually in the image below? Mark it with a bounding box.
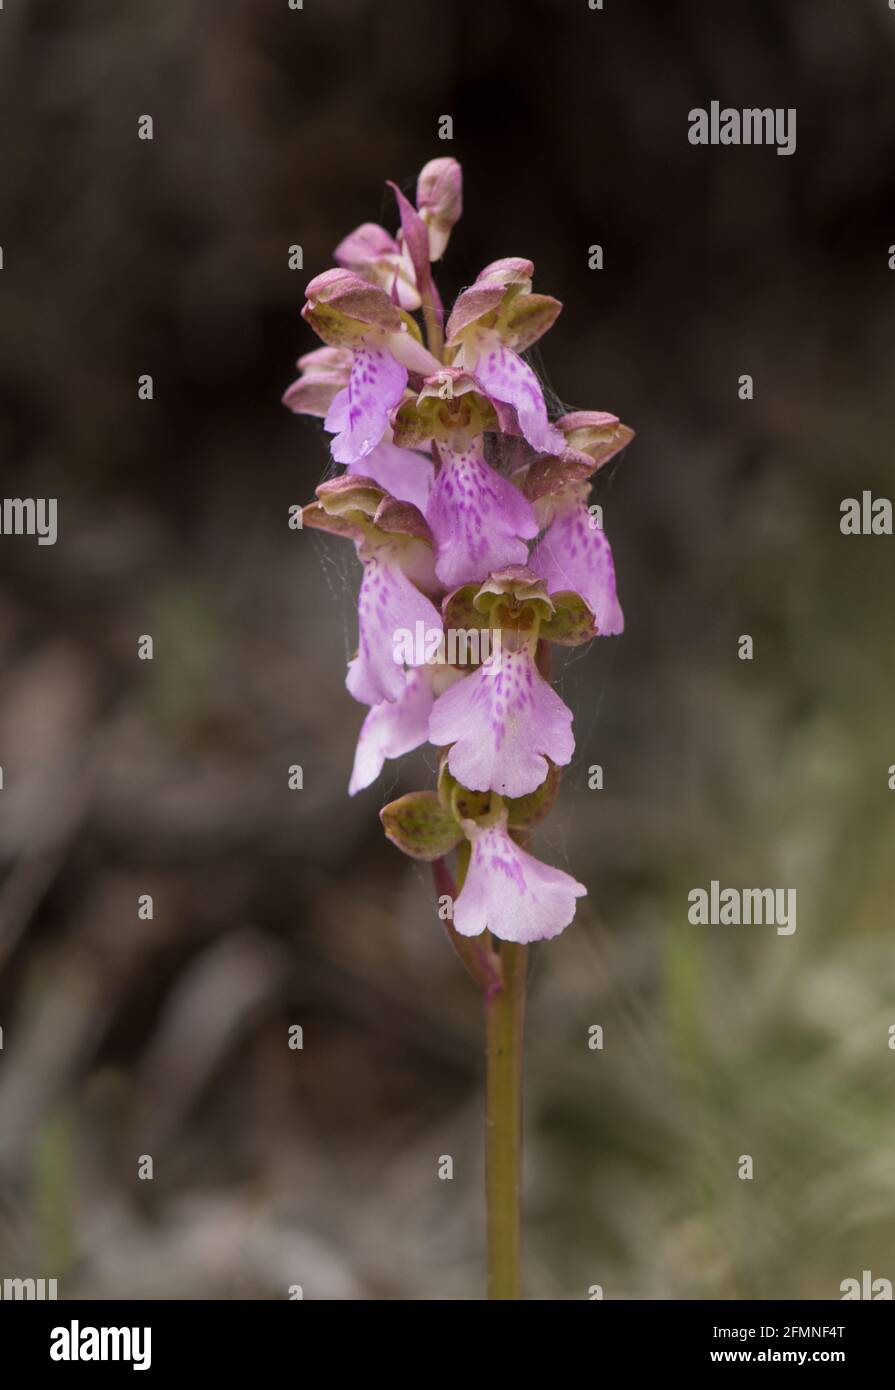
[286,156,635,957]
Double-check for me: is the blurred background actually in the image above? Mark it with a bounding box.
[1,0,894,1300]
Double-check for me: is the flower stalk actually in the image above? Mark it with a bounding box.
[484,938,527,1299]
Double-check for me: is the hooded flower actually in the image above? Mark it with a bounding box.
[303,476,442,707]
[529,484,623,634]
[333,158,461,308]
[301,269,441,467]
[445,259,564,455]
[525,411,635,634]
[346,540,441,705]
[324,342,409,465]
[282,343,433,510]
[453,810,586,943]
[393,367,537,586]
[429,568,596,797]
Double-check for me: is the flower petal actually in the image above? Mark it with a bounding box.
[472,335,564,455]
[425,441,537,588]
[453,819,586,942]
[349,667,436,794]
[324,344,408,465]
[281,346,352,418]
[334,221,421,311]
[530,502,624,635]
[429,643,574,797]
[346,548,443,706]
[347,440,434,512]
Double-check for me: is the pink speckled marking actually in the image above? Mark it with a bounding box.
[453,818,586,942]
[346,547,442,706]
[325,342,407,465]
[425,439,537,588]
[472,334,564,456]
[530,498,624,635]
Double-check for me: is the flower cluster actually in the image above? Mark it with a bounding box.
[285,159,633,946]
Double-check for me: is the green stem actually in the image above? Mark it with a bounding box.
[484,938,527,1299]
[421,285,444,362]
[432,855,500,996]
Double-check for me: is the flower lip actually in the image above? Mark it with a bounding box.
[450,810,587,943]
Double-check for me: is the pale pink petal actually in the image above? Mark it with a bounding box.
[334,222,420,311]
[324,344,408,465]
[425,441,537,589]
[453,819,586,943]
[530,502,624,635]
[349,667,435,795]
[346,549,442,706]
[281,345,352,417]
[347,440,434,512]
[472,335,564,456]
[429,644,574,797]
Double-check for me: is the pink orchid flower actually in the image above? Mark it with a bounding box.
[445,259,565,456]
[429,568,596,798]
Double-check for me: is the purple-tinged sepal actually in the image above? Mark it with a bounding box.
[523,411,635,507]
[444,259,564,455]
[302,268,442,376]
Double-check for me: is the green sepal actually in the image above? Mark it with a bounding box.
[441,584,492,631]
[300,500,365,544]
[380,791,463,861]
[473,567,554,622]
[392,390,496,450]
[539,590,597,645]
[505,762,562,830]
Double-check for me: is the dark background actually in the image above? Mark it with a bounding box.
[1,0,894,1298]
